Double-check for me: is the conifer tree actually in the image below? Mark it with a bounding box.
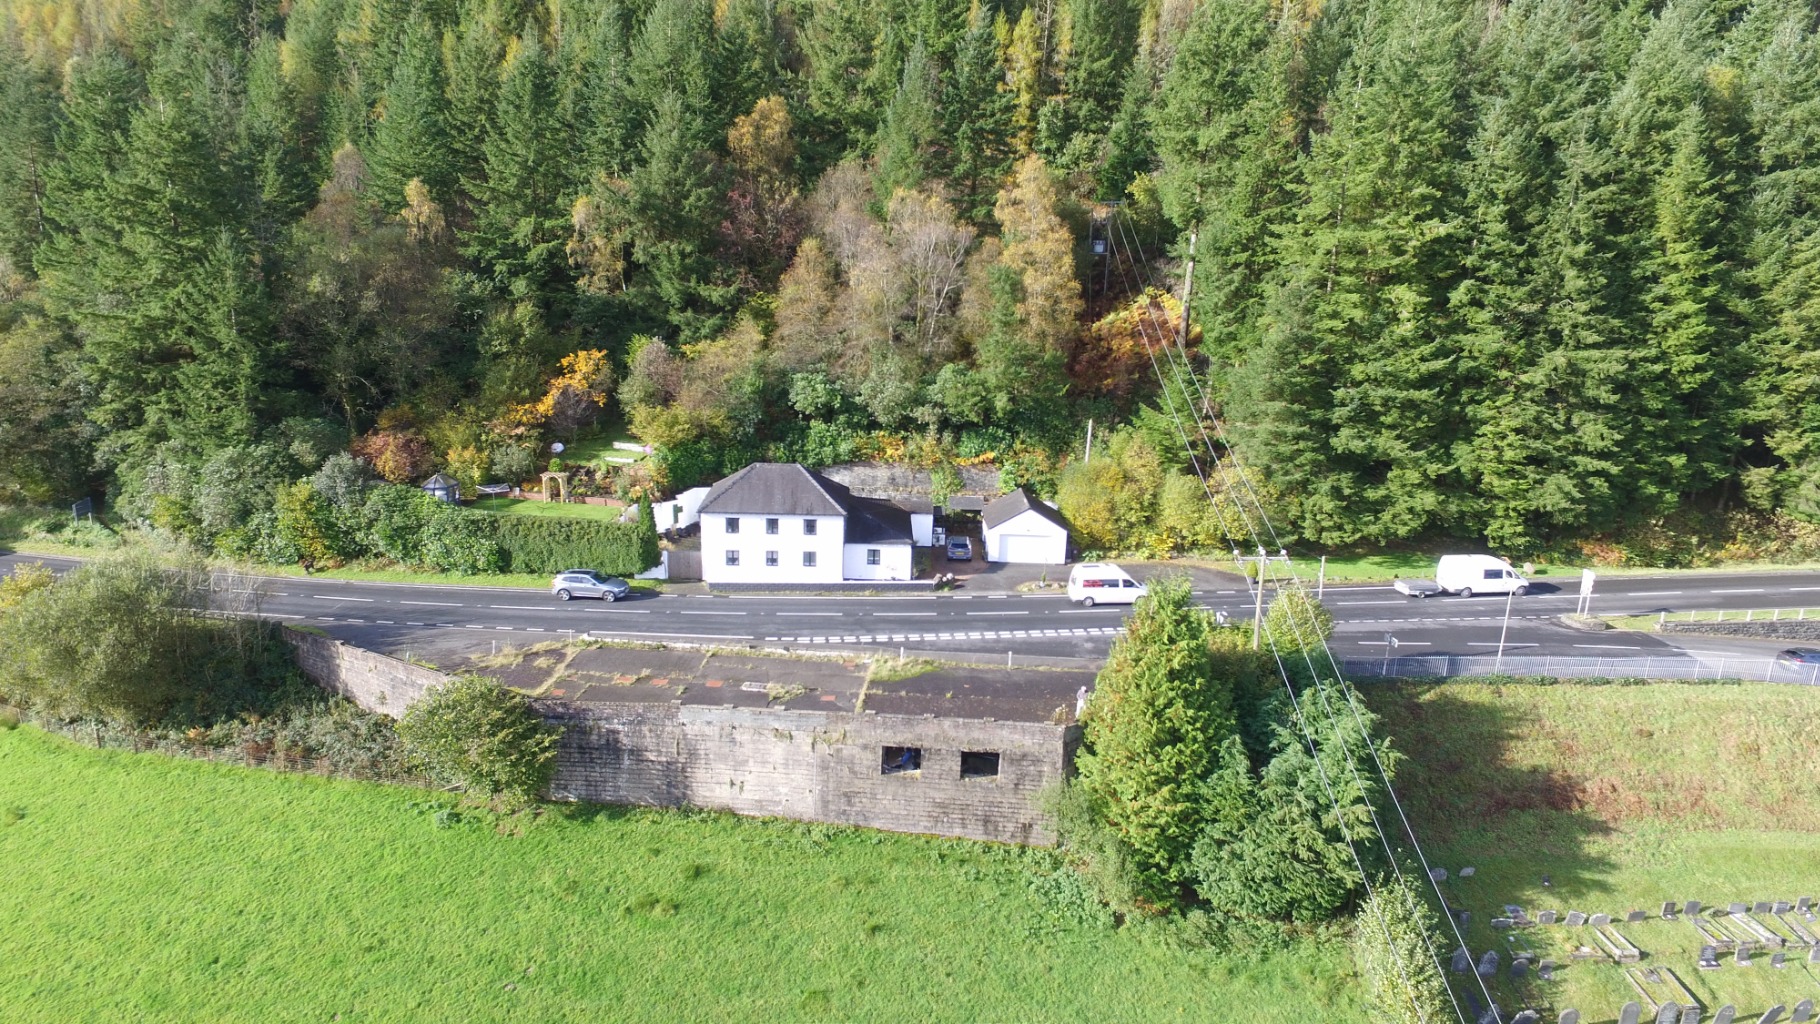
[35,48,140,296]
[628,0,720,151]
[464,26,573,302]
[444,9,506,206]
[0,43,59,276]
[570,0,640,179]
[368,14,455,209]
[939,4,1015,223]
[1035,0,1138,171]
[873,37,940,200]
[799,0,886,164]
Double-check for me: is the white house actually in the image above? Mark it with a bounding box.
[699,463,916,585]
[982,487,1071,564]
[656,485,711,531]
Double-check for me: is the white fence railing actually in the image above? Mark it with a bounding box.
[1341,654,1820,685]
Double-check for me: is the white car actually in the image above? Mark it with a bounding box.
[1067,563,1147,607]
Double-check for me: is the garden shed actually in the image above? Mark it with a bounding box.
[420,473,461,504]
[982,487,1071,564]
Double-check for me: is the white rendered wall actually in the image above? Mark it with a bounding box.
[703,513,845,584]
[843,542,914,581]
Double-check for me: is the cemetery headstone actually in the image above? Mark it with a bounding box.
[1735,947,1753,967]
[1714,1007,1736,1024]
[1684,1008,1703,1024]
[1460,866,1476,877]
[1591,913,1612,927]
[1699,945,1721,970]
[1540,910,1558,925]
[1511,958,1529,980]
[1478,950,1500,977]
[1755,902,1774,915]
[1566,911,1587,926]
[1430,867,1448,882]
[1663,901,1679,918]
[1658,1004,1684,1024]
[1809,946,1820,964]
[1629,910,1649,923]
[1558,1011,1580,1024]
[1771,952,1787,968]
[1458,910,1471,929]
[1759,1006,1785,1024]
[1539,959,1556,981]
[1798,897,1812,912]
[1774,900,1791,914]
[1621,1002,1643,1024]
[1791,1000,1814,1024]
[1514,1012,1540,1024]
[1686,900,1703,917]
[1730,903,1750,915]
[1453,947,1473,973]
[1479,1006,1502,1024]
[1494,918,1515,929]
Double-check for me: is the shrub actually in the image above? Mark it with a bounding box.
[419,504,503,573]
[1352,880,1454,1024]
[274,481,341,567]
[396,676,562,806]
[491,514,658,575]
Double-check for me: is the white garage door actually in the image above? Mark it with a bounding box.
[998,534,1057,564]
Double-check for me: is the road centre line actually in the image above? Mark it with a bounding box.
[680,610,749,616]
[489,605,551,610]
[967,610,1029,616]
[1789,587,1820,592]
[1710,588,1766,594]
[1628,591,1683,596]
[1331,600,1411,606]
[883,612,938,617]
[1574,643,1643,650]
[1467,642,1537,647]
[1358,640,1432,647]
[400,600,464,607]
[774,611,843,617]
[312,595,373,601]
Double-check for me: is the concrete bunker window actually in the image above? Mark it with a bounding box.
[881,746,922,775]
[766,518,779,534]
[803,520,817,536]
[961,751,1000,779]
[765,550,778,566]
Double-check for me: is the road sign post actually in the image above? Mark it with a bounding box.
[1577,569,1596,616]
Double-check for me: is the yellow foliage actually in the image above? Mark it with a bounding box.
[503,350,614,430]
[0,561,55,613]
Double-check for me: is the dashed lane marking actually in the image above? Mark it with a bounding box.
[400,600,464,607]
[764,625,1124,644]
[312,595,373,601]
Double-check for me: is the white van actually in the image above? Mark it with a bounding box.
[1068,563,1147,607]
[1436,554,1528,598]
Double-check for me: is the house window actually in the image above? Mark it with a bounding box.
[803,519,817,535]
[866,548,881,565]
[765,550,778,566]
[726,517,740,534]
[881,746,922,775]
[803,551,817,567]
[961,751,1001,779]
[725,550,740,566]
[766,518,779,534]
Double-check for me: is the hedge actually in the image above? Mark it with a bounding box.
[491,515,659,576]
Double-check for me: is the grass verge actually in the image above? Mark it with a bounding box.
[472,497,630,521]
[0,727,1358,1023]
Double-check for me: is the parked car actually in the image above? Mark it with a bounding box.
[551,570,631,602]
[1393,578,1443,598]
[1435,554,1528,598]
[946,536,973,562]
[1067,563,1147,607]
[1775,648,1820,668]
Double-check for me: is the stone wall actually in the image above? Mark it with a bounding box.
[542,701,1075,844]
[284,630,444,719]
[1657,620,1820,642]
[284,629,1074,843]
[819,461,1001,502]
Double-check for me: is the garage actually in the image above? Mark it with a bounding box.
[981,487,1071,565]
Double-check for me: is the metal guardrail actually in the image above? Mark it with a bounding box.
[1341,654,1820,684]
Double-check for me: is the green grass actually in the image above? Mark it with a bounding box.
[1367,682,1820,1019]
[563,425,648,467]
[1605,607,1820,631]
[248,561,659,591]
[0,727,1359,1023]
[472,497,630,521]
[1308,552,1820,584]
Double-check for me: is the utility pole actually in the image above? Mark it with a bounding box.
[1233,545,1293,650]
[1177,225,1198,347]
[1084,419,1093,464]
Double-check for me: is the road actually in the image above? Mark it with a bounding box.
[5,550,1818,664]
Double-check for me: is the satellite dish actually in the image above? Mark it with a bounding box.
[550,442,565,454]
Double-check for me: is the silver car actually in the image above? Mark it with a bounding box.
[551,570,631,602]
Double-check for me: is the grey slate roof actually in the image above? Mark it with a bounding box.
[698,463,851,516]
[983,486,1071,533]
[697,463,914,544]
[421,473,460,489]
[944,495,987,512]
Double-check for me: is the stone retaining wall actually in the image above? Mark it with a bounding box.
[819,461,1001,502]
[284,628,1073,843]
[1657,620,1820,642]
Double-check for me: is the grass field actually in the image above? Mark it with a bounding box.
[0,726,1359,1023]
[472,497,630,521]
[1367,682,1820,1020]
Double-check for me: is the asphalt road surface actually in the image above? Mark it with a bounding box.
[6,550,1818,663]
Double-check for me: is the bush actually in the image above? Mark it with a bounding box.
[1352,880,1454,1024]
[491,515,658,575]
[396,676,562,806]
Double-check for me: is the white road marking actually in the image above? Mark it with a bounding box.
[313,595,373,602]
[1629,591,1684,597]
[1789,587,1820,592]
[526,628,545,632]
[1710,589,1766,594]
[1467,642,1538,648]
[1574,644,1643,650]
[489,605,551,611]
[376,620,394,624]
[775,612,843,617]
[1057,608,1120,614]
[681,610,748,616]
[883,612,938,617]
[1332,600,1411,606]
[400,600,464,607]
[967,610,1029,616]
[262,613,305,619]
[1358,640,1432,647]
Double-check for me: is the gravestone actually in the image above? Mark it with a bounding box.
[1460,866,1476,877]
[1511,958,1530,980]
[1453,947,1473,973]
[1663,901,1679,918]
[1621,1002,1643,1024]
[1736,947,1753,967]
[1539,959,1556,981]
[1629,910,1649,923]
[1430,867,1448,882]
[1699,945,1721,970]
[1658,1004,1684,1024]
[1566,911,1587,926]
[1558,1011,1580,1024]
[1685,1008,1704,1024]
[1809,946,1820,964]
[1540,910,1558,925]
[1773,900,1791,914]
[1479,1006,1502,1024]
[1715,1007,1736,1024]
[1755,902,1774,915]
[1514,1012,1540,1024]
[1791,1001,1814,1024]
[1686,900,1704,917]
[1799,897,1812,912]
[1759,1006,1785,1024]
[1493,918,1515,930]
[1771,952,1787,968]
[1591,913,1612,927]
[1478,950,1500,977]
[1731,903,1750,915]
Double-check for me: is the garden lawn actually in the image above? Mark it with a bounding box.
[1366,681,1820,1019]
[0,727,1359,1024]
[472,497,629,521]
